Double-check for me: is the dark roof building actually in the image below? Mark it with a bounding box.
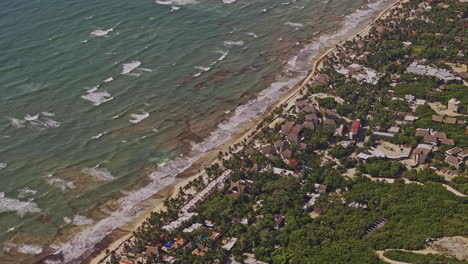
[415,128,430,137]
[423,135,438,145]
[440,138,455,146]
[444,117,457,124]
[323,118,336,127]
[303,121,315,130]
[445,155,462,169]
[432,115,444,122]
[274,140,286,151]
[261,145,276,155]
[281,149,293,159]
[434,132,447,139]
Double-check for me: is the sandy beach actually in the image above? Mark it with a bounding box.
[84,1,403,263]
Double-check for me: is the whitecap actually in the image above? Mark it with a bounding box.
[194,66,211,72]
[223,0,237,4]
[24,114,39,121]
[46,177,76,192]
[247,32,258,38]
[91,131,107,139]
[18,244,43,255]
[127,73,142,77]
[224,40,245,47]
[129,112,149,124]
[0,163,6,170]
[171,6,181,11]
[0,192,42,217]
[103,77,113,83]
[72,215,95,226]
[8,117,26,128]
[216,50,229,61]
[81,89,113,106]
[64,217,72,224]
[90,28,113,37]
[155,0,173,4]
[41,112,55,117]
[82,167,115,181]
[121,61,141,74]
[41,117,61,128]
[285,22,304,29]
[139,67,153,72]
[155,0,196,5]
[85,16,94,20]
[18,188,38,198]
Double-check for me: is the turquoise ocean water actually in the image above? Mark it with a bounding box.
[0,0,393,262]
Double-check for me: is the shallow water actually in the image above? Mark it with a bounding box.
[0,0,393,261]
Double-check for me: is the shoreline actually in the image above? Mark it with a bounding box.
[35,0,403,263]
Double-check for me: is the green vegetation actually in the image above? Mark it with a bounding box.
[434,84,468,112]
[403,168,445,183]
[357,160,406,178]
[393,78,438,99]
[318,97,338,109]
[383,250,466,264]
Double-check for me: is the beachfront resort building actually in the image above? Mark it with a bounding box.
[335,63,382,84]
[406,61,461,82]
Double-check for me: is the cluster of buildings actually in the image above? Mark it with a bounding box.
[335,63,383,84]
[445,147,468,169]
[432,114,465,125]
[406,61,462,83]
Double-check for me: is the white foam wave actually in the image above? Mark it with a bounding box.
[121,61,142,74]
[49,0,398,262]
[193,66,212,77]
[73,215,95,226]
[216,50,229,61]
[90,28,113,37]
[18,188,38,198]
[81,88,113,106]
[41,112,55,117]
[285,22,304,29]
[8,117,26,128]
[82,167,115,181]
[18,244,43,255]
[155,0,172,4]
[0,192,42,217]
[155,0,196,5]
[40,117,61,128]
[224,40,245,47]
[247,32,258,38]
[46,177,76,192]
[91,131,107,139]
[24,114,39,121]
[139,68,153,72]
[129,112,149,124]
[9,113,61,129]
